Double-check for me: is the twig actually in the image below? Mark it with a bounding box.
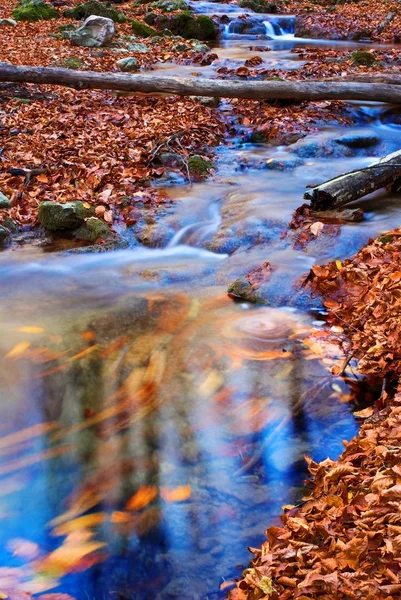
[338,350,356,376]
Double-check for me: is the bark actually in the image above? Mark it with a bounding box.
[375,11,396,34]
[331,72,401,86]
[3,64,401,102]
[304,149,401,210]
[310,207,364,222]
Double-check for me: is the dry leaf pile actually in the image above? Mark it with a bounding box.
[229,391,401,600]
[305,228,401,377]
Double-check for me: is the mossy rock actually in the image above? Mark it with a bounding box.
[351,50,375,66]
[131,18,158,36]
[0,192,11,209]
[188,155,212,175]
[0,225,10,242]
[239,0,279,12]
[150,0,188,12]
[38,201,95,231]
[55,56,84,69]
[64,1,127,22]
[150,11,217,39]
[73,217,112,242]
[12,0,58,21]
[227,277,269,304]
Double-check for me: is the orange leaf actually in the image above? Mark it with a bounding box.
[36,174,49,183]
[161,485,191,503]
[53,513,106,536]
[126,485,158,511]
[5,341,31,359]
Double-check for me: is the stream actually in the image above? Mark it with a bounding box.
[1,4,401,599]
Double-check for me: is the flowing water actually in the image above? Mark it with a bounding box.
[1,4,400,599]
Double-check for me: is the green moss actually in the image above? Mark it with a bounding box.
[55,56,84,69]
[150,0,187,11]
[64,1,127,22]
[12,0,58,21]
[131,18,158,36]
[351,50,375,66]
[73,217,111,242]
[188,155,212,175]
[155,11,217,39]
[378,235,394,244]
[38,201,95,231]
[239,0,278,12]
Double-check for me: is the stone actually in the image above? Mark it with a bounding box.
[334,130,379,148]
[191,41,210,52]
[172,41,191,51]
[188,155,212,175]
[64,1,127,23]
[69,15,115,47]
[264,153,304,170]
[0,18,17,26]
[227,18,267,35]
[0,225,9,242]
[73,217,112,242]
[127,42,149,52]
[158,152,185,167]
[117,56,138,71]
[0,192,11,209]
[197,96,220,108]
[38,201,95,230]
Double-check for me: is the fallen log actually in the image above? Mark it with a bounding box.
[304,149,401,210]
[4,64,401,102]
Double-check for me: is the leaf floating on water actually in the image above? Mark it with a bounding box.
[36,542,106,576]
[68,345,99,362]
[126,485,158,511]
[16,326,45,334]
[37,594,77,600]
[110,511,133,524]
[5,342,31,359]
[161,485,191,503]
[53,513,106,536]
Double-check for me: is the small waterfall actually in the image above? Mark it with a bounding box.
[222,15,295,39]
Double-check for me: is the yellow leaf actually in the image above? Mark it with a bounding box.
[5,341,31,359]
[17,326,45,334]
[53,513,107,536]
[0,591,8,599]
[38,541,106,575]
[161,485,191,503]
[126,485,158,511]
[353,407,374,419]
[335,260,342,270]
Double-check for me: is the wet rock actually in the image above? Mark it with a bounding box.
[0,18,17,26]
[227,275,269,304]
[134,221,174,247]
[158,152,186,168]
[334,130,379,148]
[64,0,126,22]
[188,155,212,176]
[227,18,267,35]
[69,15,115,47]
[0,192,11,209]
[264,153,304,170]
[117,56,138,71]
[73,217,112,242]
[12,0,58,21]
[38,201,95,230]
[0,225,10,242]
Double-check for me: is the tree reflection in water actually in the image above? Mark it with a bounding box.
[0,293,363,599]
